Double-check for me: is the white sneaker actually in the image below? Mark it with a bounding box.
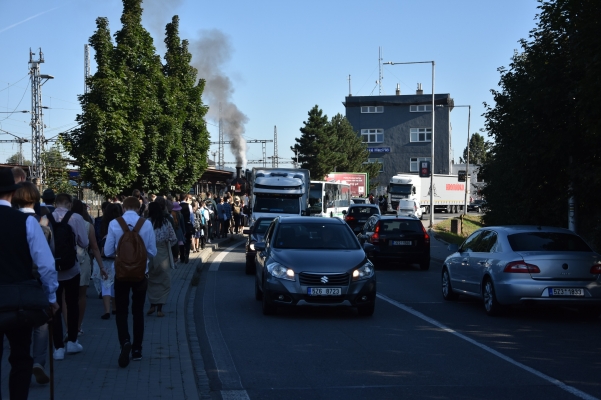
[66,340,83,354]
[53,348,65,360]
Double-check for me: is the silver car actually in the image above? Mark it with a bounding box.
[441,226,601,316]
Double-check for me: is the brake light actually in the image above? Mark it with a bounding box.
[371,222,380,244]
[504,261,540,273]
[345,215,355,221]
[421,224,430,245]
[591,264,601,274]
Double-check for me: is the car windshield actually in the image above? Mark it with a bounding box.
[253,195,300,214]
[389,183,412,195]
[253,219,273,234]
[273,223,360,250]
[507,232,592,252]
[349,206,379,216]
[379,220,423,234]
[352,198,367,204]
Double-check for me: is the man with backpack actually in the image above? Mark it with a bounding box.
[48,193,89,360]
[104,196,156,368]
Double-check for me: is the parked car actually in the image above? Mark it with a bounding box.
[396,199,423,220]
[243,217,275,274]
[351,197,368,204]
[253,216,376,316]
[467,199,487,213]
[441,226,601,316]
[357,215,430,270]
[343,203,381,232]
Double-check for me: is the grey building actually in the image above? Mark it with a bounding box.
[344,90,454,194]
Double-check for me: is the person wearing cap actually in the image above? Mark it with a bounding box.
[0,168,59,399]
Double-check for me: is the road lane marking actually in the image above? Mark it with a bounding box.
[204,241,250,399]
[377,293,598,400]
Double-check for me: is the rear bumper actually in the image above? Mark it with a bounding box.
[495,279,601,306]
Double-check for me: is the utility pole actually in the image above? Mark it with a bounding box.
[29,48,53,186]
[273,126,278,167]
[84,44,90,94]
[218,103,224,170]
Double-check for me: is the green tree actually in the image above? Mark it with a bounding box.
[460,131,489,165]
[43,143,75,195]
[6,152,32,166]
[481,0,601,248]
[291,105,340,179]
[329,113,380,184]
[66,0,209,197]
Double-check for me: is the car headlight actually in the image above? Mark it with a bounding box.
[267,262,295,281]
[352,260,374,281]
[249,243,255,251]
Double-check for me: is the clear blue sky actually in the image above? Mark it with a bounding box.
[0,0,540,170]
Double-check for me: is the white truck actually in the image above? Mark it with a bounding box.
[387,173,468,214]
[248,168,310,225]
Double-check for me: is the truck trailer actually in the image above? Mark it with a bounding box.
[387,173,468,214]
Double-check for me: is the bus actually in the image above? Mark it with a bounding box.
[309,181,351,218]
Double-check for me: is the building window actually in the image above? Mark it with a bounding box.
[410,105,432,112]
[361,129,384,143]
[410,157,431,172]
[410,128,431,142]
[361,106,384,113]
[364,158,384,172]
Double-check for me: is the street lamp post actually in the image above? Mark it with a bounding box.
[383,60,435,228]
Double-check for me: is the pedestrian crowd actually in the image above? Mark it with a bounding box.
[0,166,248,399]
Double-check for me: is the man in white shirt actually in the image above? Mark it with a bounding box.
[104,196,157,368]
[0,168,58,399]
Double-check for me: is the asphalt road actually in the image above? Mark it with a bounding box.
[193,240,601,400]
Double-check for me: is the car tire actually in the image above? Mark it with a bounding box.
[254,276,262,301]
[357,303,375,317]
[245,259,254,275]
[419,257,430,271]
[262,291,276,315]
[442,268,459,301]
[483,278,504,316]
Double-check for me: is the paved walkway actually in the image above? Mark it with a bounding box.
[1,236,240,399]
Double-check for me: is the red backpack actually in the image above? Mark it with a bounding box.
[114,217,148,282]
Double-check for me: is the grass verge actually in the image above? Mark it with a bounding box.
[432,214,485,245]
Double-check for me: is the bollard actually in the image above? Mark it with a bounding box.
[451,218,462,235]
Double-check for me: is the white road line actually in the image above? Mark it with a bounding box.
[204,241,250,400]
[377,293,598,400]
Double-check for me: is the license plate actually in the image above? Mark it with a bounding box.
[391,240,412,246]
[308,287,341,296]
[548,288,584,297]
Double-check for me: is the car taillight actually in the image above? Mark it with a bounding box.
[503,261,540,273]
[345,215,355,221]
[590,264,601,274]
[421,224,430,245]
[371,222,380,244]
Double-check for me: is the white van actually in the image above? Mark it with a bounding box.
[396,199,422,220]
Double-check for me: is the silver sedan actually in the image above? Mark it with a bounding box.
[441,226,601,316]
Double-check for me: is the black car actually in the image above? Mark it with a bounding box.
[254,217,377,316]
[343,204,381,232]
[357,215,430,270]
[243,217,275,274]
[467,199,487,213]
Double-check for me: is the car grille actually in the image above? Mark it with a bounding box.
[299,272,350,286]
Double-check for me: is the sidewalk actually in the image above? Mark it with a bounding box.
[1,235,243,400]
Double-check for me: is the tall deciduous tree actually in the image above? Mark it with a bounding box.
[460,131,489,165]
[481,0,601,248]
[67,0,209,197]
[43,143,74,195]
[5,152,31,165]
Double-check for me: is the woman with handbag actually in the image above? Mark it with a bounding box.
[146,202,177,317]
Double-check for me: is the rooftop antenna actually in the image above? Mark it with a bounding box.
[378,46,383,95]
[348,74,352,96]
[273,125,278,167]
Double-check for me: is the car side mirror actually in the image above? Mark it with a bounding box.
[448,244,459,253]
[342,210,347,215]
[254,242,266,251]
[243,228,250,235]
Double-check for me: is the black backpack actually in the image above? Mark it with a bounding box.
[47,212,77,271]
